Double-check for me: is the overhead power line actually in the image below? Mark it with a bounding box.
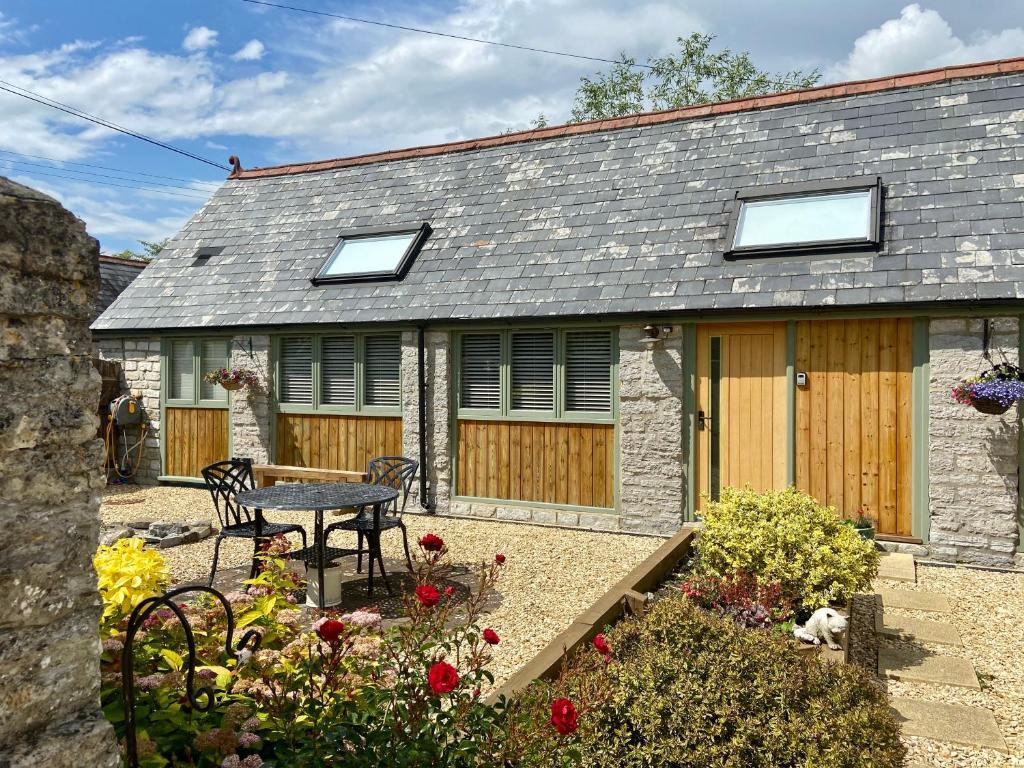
[240,0,653,69]
[0,79,231,171]
[0,148,221,187]
[1,157,217,193]
[4,165,211,201]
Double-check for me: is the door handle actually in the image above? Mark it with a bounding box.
[697,410,712,431]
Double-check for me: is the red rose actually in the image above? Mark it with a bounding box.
[592,633,610,656]
[444,585,456,596]
[427,661,459,694]
[316,619,345,644]
[495,553,506,564]
[419,533,445,552]
[482,628,500,645]
[415,584,441,607]
[550,698,578,735]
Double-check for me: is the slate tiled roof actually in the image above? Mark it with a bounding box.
[95,255,146,319]
[93,60,1024,333]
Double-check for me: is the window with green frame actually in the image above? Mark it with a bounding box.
[457,328,615,420]
[164,338,231,406]
[275,333,402,413]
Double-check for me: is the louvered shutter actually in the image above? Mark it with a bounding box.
[199,339,228,401]
[565,330,612,412]
[168,339,194,400]
[279,337,313,404]
[460,334,501,410]
[510,332,554,411]
[364,335,401,407]
[321,335,356,406]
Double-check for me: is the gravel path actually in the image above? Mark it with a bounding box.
[100,484,661,686]
[849,564,1024,767]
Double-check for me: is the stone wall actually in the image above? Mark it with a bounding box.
[95,336,161,482]
[229,334,272,463]
[928,317,1021,565]
[0,178,120,765]
[401,330,451,514]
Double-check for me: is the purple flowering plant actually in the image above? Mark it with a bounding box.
[203,367,261,392]
[951,363,1024,410]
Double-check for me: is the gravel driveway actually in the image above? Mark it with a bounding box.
[100,484,661,685]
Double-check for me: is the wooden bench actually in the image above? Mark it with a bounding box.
[252,464,368,488]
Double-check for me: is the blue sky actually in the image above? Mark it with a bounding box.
[0,1,1021,253]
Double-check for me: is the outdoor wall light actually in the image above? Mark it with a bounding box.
[641,324,662,347]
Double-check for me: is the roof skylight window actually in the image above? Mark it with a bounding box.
[312,223,431,284]
[726,178,881,257]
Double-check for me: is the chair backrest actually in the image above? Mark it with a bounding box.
[201,458,258,529]
[367,456,419,516]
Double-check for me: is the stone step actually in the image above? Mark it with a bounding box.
[877,551,916,583]
[890,697,1008,753]
[878,647,980,689]
[875,612,962,646]
[875,587,952,613]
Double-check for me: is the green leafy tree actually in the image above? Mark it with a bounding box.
[110,238,169,263]
[571,33,820,122]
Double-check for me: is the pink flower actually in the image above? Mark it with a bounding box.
[444,585,456,596]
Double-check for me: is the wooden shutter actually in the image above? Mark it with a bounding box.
[168,339,194,400]
[279,337,313,404]
[199,339,229,401]
[510,332,554,411]
[321,335,356,406]
[460,334,501,410]
[565,330,612,412]
[364,334,401,407]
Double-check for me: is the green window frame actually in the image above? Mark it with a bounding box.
[161,338,231,408]
[455,328,617,423]
[273,332,402,415]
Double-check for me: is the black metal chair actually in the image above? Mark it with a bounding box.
[325,456,419,573]
[201,458,307,586]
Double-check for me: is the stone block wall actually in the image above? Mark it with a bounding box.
[95,336,161,482]
[401,330,451,514]
[0,178,120,766]
[229,334,272,463]
[928,317,1021,565]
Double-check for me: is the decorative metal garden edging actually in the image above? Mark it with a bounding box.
[121,585,262,768]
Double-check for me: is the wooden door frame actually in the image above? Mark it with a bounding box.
[693,322,789,514]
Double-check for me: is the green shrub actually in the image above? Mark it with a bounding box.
[504,594,905,768]
[697,487,879,613]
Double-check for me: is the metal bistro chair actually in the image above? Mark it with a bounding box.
[201,458,307,586]
[325,456,419,573]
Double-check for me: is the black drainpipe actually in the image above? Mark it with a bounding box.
[417,325,435,513]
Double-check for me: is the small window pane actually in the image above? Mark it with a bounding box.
[565,331,612,412]
[199,340,228,401]
[279,337,313,404]
[320,233,417,278]
[321,336,356,406]
[461,334,501,410]
[168,340,193,400]
[733,190,872,249]
[511,332,554,411]
[364,335,401,407]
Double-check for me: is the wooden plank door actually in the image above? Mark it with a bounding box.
[695,323,787,513]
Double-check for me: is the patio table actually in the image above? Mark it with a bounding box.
[236,482,399,609]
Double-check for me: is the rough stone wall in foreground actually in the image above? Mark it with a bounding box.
[0,178,120,766]
[229,334,272,464]
[401,331,451,515]
[95,337,161,482]
[928,317,1020,565]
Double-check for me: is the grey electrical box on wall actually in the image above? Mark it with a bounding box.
[796,372,808,387]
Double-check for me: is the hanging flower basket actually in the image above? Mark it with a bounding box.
[203,366,261,393]
[951,363,1024,416]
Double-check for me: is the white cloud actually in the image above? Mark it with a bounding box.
[828,4,1024,82]
[182,26,218,52]
[231,39,265,61]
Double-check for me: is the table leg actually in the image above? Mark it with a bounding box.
[367,503,392,597]
[315,511,325,612]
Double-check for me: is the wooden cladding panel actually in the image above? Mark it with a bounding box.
[275,413,402,472]
[165,407,229,478]
[457,420,615,509]
[794,319,914,537]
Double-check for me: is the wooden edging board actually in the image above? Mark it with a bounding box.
[489,525,699,703]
